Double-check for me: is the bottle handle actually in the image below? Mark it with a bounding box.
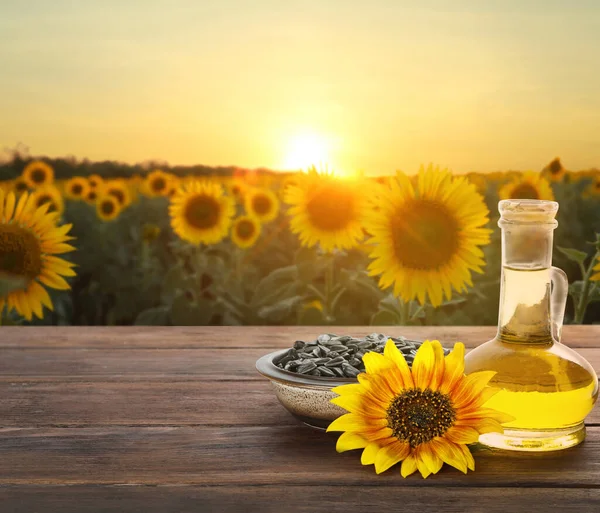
[550,266,569,342]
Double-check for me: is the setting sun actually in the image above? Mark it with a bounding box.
[282,133,331,171]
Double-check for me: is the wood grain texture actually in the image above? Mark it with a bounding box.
[0,425,599,486]
[0,326,599,512]
[2,378,600,428]
[0,486,598,513]
[0,325,598,348]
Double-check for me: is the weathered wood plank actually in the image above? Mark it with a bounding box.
[2,380,600,427]
[0,347,598,382]
[0,425,599,486]
[0,486,598,513]
[0,325,598,348]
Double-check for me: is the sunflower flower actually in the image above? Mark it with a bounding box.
[284,168,369,252]
[87,174,104,190]
[542,158,566,182]
[30,186,65,216]
[169,180,235,245]
[245,188,280,223]
[328,339,512,478]
[144,170,173,197]
[96,194,121,222]
[365,166,491,307]
[104,179,131,208]
[498,171,554,201]
[591,255,600,281]
[22,160,54,188]
[0,190,76,320]
[231,215,261,248]
[64,177,90,201]
[12,177,30,195]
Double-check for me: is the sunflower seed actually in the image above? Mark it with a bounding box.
[297,361,317,374]
[313,357,332,365]
[324,356,346,367]
[342,363,360,378]
[293,340,306,350]
[317,366,336,377]
[317,334,331,343]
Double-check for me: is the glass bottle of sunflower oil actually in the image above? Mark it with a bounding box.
[464,199,598,451]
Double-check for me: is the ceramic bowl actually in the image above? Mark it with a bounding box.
[256,348,354,429]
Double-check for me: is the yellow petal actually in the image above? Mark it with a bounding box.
[361,442,382,465]
[362,351,392,375]
[445,425,480,444]
[458,443,475,471]
[439,342,465,395]
[38,271,71,291]
[374,441,410,474]
[451,371,497,409]
[383,339,413,388]
[326,413,388,433]
[467,418,505,435]
[419,444,444,475]
[428,340,445,391]
[411,340,436,389]
[457,407,515,425]
[29,281,54,311]
[335,432,369,453]
[4,192,16,221]
[400,453,418,478]
[429,438,468,474]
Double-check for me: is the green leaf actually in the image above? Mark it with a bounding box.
[298,304,326,325]
[370,309,400,326]
[251,266,298,308]
[258,295,305,323]
[557,246,589,265]
[135,306,170,326]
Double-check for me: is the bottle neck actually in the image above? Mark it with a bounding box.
[497,225,555,344]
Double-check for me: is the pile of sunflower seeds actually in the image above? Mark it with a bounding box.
[273,333,451,378]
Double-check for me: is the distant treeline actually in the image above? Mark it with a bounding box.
[0,151,283,181]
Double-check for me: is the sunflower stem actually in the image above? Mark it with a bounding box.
[398,299,410,325]
[324,255,335,320]
[574,250,600,324]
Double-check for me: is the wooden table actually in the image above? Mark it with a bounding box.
[0,326,599,512]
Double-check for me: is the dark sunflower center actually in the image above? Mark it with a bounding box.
[72,183,83,195]
[15,181,28,192]
[236,219,256,240]
[87,191,97,201]
[152,177,166,192]
[387,388,456,448]
[510,183,539,199]
[31,169,46,183]
[0,224,43,281]
[305,186,356,231]
[252,195,272,215]
[35,194,57,212]
[184,195,221,230]
[391,199,460,270]
[101,201,115,215]
[549,160,562,175]
[108,189,125,205]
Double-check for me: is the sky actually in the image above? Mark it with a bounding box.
[1,0,600,175]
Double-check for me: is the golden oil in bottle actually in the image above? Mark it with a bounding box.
[464,201,598,451]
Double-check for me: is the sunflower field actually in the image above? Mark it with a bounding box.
[1,156,600,327]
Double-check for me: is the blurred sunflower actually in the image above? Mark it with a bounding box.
[87,174,104,189]
[542,157,565,182]
[591,256,600,281]
[31,186,65,216]
[169,180,235,245]
[465,172,487,194]
[96,194,121,222]
[498,172,554,201]
[12,178,30,195]
[145,170,173,197]
[84,188,98,204]
[327,339,511,478]
[245,188,280,223]
[64,177,90,200]
[22,160,54,188]
[365,166,491,307]
[231,215,261,249]
[284,168,369,252]
[227,178,248,201]
[104,179,131,208]
[0,190,76,321]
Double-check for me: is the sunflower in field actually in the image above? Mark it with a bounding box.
[144,170,173,197]
[84,188,98,205]
[227,178,248,201]
[31,186,65,216]
[87,174,104,190]
[542,157,565,182]
[64,177,90,200]
[364,166,491,307]
[169,180,235,245]
[284,168,369,252]
[0,190,76,321]
[103,179,131,208]
[22,160,54,188]
[465,172,487,194]
[231,215,261,249]
[498,171,554,201]
[95,194,121,222]
[9,178,29,196]
[245,188,280,223]
[328,339,512,478]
